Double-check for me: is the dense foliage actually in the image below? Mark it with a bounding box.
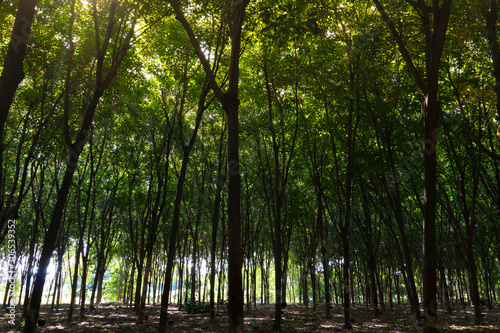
[0,0,499,332]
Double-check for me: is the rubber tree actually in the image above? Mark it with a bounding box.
[22,1,136,331]
[210,123,225,321]
[165,1,249,331]
[136,59,177,325]
[373,0,453,331]
[157,75,210,331]
[367,90,423,323]
[304,133,332,319]
[260,52,300,332]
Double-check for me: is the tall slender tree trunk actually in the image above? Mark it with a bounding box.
[22,180,42,318]
[138,249,154,319]
[80,240,92,319]
[318,198,332,318]
[368,255,380,317]
[23,141,89,332]
[373,1,452,331]
[225,94,244,332]
[157,84,206,329]
[272,193,283,331]
[167,1,248,331]
[310,258,317,310]
[158,150,190,332]
[138,102,175,321]
[22,97,100,331]
[22,3,135,330]
[341,60,359,329]
[372,91,422,320]
[421,92,439,333]
[210,126,225,321]
[67,183,88,323]
[464,242,482,324]
[126,262,135,307]
[190,216,200,313]
[377,114,422,322]
[89,253,103,310]
[177,238,187,310]
[75,129,98,321]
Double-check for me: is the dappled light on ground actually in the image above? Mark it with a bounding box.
[2,303,499,332]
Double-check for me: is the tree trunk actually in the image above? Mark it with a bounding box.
[252,258,257,308]
[79,250,90,318]
[138,95,175,322]
[387,268,393,309]
[157,63,208,329]
[177,238,187,310]
[302,266,306,305]
[341,66,358,329]
[118,266,123,303]
[310,260,317,310]
[318,198,332,318]
[22,3,135,329]
[376,108,422,322]
[22,188,41,318]
[210,125,225,321]
[464,243,482,324]
[127,263,136,307]
[225,94,244,332]
[439,260,452,314]
[272,196,283,330]
[23,113,101,331]
[158,145,199,330]
[376,267,385,310]
[190,216,200,313]
[122,265,129,305]
[421,94,439,333]
[368,256,380,317]
[372,1,452,331]
[89,253,103,310]
[158,155,187,328]
[68,221,83,322]
[167,1,248,331]
[23,145,86,332]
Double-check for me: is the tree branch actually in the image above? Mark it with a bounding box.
[169,0,224,102]
[373,0,427,95]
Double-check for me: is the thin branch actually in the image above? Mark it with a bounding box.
[169,0,223,102]
[373,0,427,95]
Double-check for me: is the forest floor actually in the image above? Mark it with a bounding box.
[2,303,500,332]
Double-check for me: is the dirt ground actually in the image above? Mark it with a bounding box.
[2,303,499,332]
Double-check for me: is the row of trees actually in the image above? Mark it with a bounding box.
[1,0,499,332]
